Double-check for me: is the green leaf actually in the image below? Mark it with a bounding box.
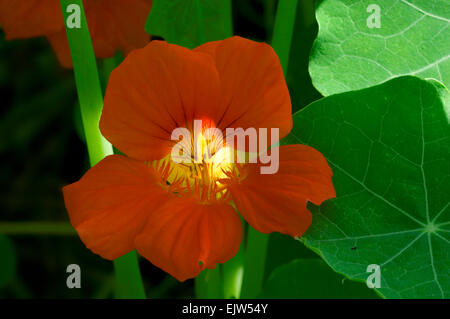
[145,0,232,49]
[309,0,450,95]
[265,232,318,280]
[285,76,450,298]
[260,259,379,298]
[0,235,16,289]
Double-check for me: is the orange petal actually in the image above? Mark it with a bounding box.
[135,197,243,281]
[195,36,292,139]
[63,155,168,260]
[100,40,222,160]
[0,0,151,68]
[47,30,73,68]
[230,144,335,237]
[0,0,63,39]
[84,0,151,58]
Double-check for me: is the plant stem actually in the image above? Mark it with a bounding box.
[222,215,245,299]
[223,240,245,298]
[271,0,299,74]
[195,271,209,299]
[0,222,76,235]
[114,251,146,299]
[195,267,223,299]
[240,227,269,298]
[100,54,123,93]
[195,0,206,45]
[224,0,233,36]
[60,0,112,166]
[59,0,145,299]
[240,0,298,299]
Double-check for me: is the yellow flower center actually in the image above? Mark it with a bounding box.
[152,129,240,203]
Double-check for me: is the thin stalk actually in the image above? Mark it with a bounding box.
[271,0,299,74]
[195,267,223,299]
[223,239,245,299]
[240,227,269,298]
[100,53,123,93]
[195,0,206,45]
[240,0,298,298]
[224,0,233,36]
[0,222,76,235]
[222,213,245,299]
[59,0,145,299]
[195,270,209,298]
[59,0,112,165]
[114,251,146,299]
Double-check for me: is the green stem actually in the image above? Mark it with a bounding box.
[100,54,123,93]
[224,0,233,36]
[271,0,299,74]
[60,0,112,166]
[114,251,146,299]
[222,215,245,299]
[195,267,223,299]
[195,0,206,45]
[195,271,209,298]
[222,239,245,298]
[240,0,298,299]
[59,0,145,299]
[240,227,269,298]
[0,222,76,235]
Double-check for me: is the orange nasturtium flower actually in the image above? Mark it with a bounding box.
[62,36,336,281]
[0,0,152,68]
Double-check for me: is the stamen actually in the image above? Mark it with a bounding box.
[149,126,239,204]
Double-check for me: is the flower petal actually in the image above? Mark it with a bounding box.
[0,0,151,68]
[85,0,152,58]
[135,197,242,281]
[0,0,63,39]
[195,36,292,139]
[229,144,335,237]
[100,40,222,160]
[47,30,72,68]
[63,155,168,260]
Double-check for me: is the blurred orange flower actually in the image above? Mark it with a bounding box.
[0,0,152,67]
[62,37,335,281]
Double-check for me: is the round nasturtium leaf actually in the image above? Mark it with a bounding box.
[284,76,450,298]
[260,259,379,298]
[309,0,450,95]
[145,0,232,49]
